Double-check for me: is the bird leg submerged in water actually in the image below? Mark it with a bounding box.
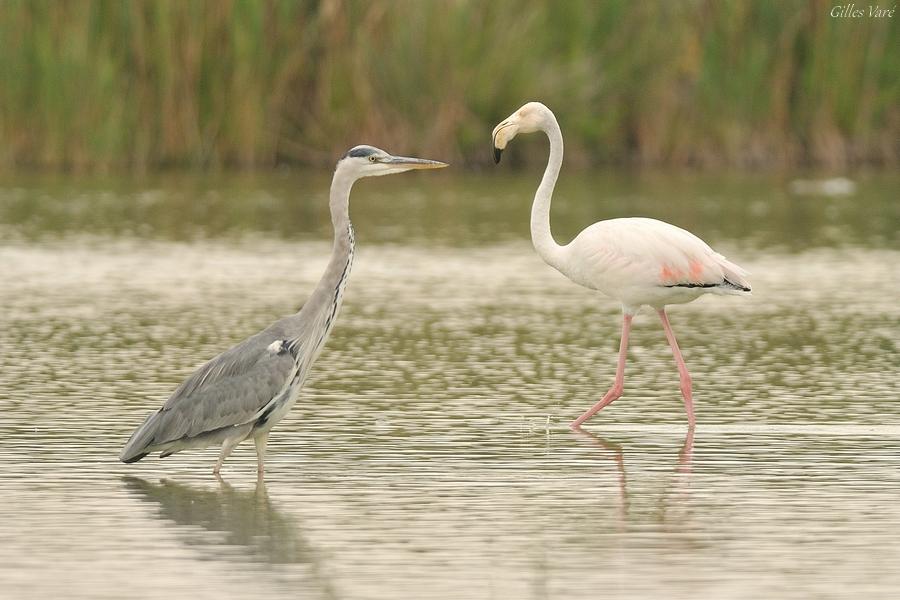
[253,432,269,477]
[570,310,697,429]
[571,313,632,428]
[657,309,695,427]
[213,434,245,476]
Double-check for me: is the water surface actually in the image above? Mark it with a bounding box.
[1,171,898,599]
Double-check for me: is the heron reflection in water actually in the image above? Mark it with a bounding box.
[122,475,335,595]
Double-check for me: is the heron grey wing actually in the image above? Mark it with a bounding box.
[152,348,297,444]
[120,316,308,462]
[161,297,310,401]
[162,330,278,408]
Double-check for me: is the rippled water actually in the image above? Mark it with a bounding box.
[1,171,898,599]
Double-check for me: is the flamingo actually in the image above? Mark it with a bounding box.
[492,102,750,429]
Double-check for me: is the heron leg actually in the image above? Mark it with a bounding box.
[570,313,633,429]
[213,436,243,476]
[254,432,269,477]
[657,308,695,427]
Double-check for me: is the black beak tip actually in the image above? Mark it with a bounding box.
[493,147,503,164]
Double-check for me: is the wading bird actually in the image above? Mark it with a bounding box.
[120,146,447,475]
[492,102,750,429]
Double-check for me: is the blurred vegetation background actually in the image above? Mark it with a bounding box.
[0,0,896,172]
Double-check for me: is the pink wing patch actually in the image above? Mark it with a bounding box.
[659,265,684,284]
[660,260,713,285]
[689,260,705,279]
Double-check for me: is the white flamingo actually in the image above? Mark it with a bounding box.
[492,102,750,429]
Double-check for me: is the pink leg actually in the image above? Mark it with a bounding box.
[678,426,695,473]
[570,313,633,429]
[657,309,696,427]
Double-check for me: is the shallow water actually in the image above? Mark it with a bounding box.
[1,171,898,599]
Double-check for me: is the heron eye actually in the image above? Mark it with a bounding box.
[368,155,377,163]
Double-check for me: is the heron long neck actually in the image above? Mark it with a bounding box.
[532,116,565,269]
[304,170,355,315]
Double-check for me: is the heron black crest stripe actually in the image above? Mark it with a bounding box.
[345,146,378,158]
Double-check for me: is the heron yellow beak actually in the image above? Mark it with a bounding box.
[384,156,448,169]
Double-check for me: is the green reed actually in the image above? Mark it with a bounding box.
[1,0,896,171]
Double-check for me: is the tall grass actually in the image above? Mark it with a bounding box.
[1,0,896,171]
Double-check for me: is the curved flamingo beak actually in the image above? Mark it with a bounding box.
[491,120,519,164]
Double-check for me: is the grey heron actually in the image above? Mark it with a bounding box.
[120,145,447,475]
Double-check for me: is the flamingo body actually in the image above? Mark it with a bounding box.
[492,102,750,428]
[562,217,750,312]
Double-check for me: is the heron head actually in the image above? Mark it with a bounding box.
[338,145,447,178]
[491,102,551,163]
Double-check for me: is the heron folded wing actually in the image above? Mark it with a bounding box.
[164,330,278,406]
[121,314,311,458]
[153,349,296,444]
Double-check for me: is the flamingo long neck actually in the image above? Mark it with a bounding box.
[532,116,566,270]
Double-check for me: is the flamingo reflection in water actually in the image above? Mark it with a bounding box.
[571,428,695,527]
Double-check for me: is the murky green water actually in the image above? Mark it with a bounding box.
[1,171,898,599]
